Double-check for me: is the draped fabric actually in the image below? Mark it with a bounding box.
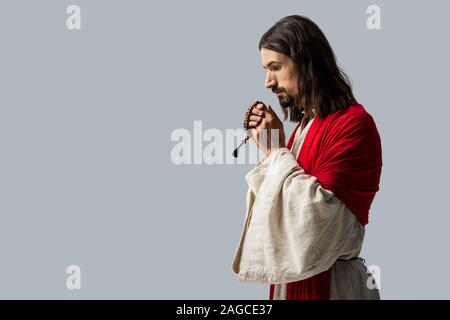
[291,103,383,226]
[269,102,382,300]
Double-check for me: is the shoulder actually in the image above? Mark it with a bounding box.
[330,103,379,136]
[338,103,375,124]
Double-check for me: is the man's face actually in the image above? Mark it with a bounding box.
[261,48,298,108]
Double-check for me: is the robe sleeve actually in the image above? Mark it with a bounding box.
[232,147,364,284]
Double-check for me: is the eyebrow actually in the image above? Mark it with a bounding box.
[262,61,281,69]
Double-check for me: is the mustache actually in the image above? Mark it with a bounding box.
[273,88,296,109]
[272,88,286,94]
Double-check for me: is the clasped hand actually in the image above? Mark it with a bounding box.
[247,102,286,157]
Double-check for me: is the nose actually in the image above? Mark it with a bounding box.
[264,71,276,89]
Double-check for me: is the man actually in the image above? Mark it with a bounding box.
[232,15,382,300]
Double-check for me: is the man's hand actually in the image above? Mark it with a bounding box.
[247,103,286,157]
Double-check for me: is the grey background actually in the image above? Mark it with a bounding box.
[0,0,448,299]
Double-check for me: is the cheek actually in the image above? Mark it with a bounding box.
[287,72,298,94]
[282,75,296,94]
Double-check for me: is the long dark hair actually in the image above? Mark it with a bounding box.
[259,15,356,122]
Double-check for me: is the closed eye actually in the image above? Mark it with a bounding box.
[262,61,281,71]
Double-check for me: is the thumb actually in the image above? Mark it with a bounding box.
[268,105,278,117]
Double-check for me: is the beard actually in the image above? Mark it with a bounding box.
[278,92,295,108]
[274,88,304,122]
[276,89,297,112]
[273,86,296,108]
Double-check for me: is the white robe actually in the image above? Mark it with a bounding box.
[232,115,380,300]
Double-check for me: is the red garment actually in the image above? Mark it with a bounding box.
[269,102,382,300]
[270,269,330,300]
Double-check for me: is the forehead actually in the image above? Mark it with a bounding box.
[260,48,291,66]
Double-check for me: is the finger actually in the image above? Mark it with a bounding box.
[267,104,275,114]
[251,108,264,116]
[248,121,260,128]
[266,105,277,118]
[249,115,262,122]
[254,103,267,111]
